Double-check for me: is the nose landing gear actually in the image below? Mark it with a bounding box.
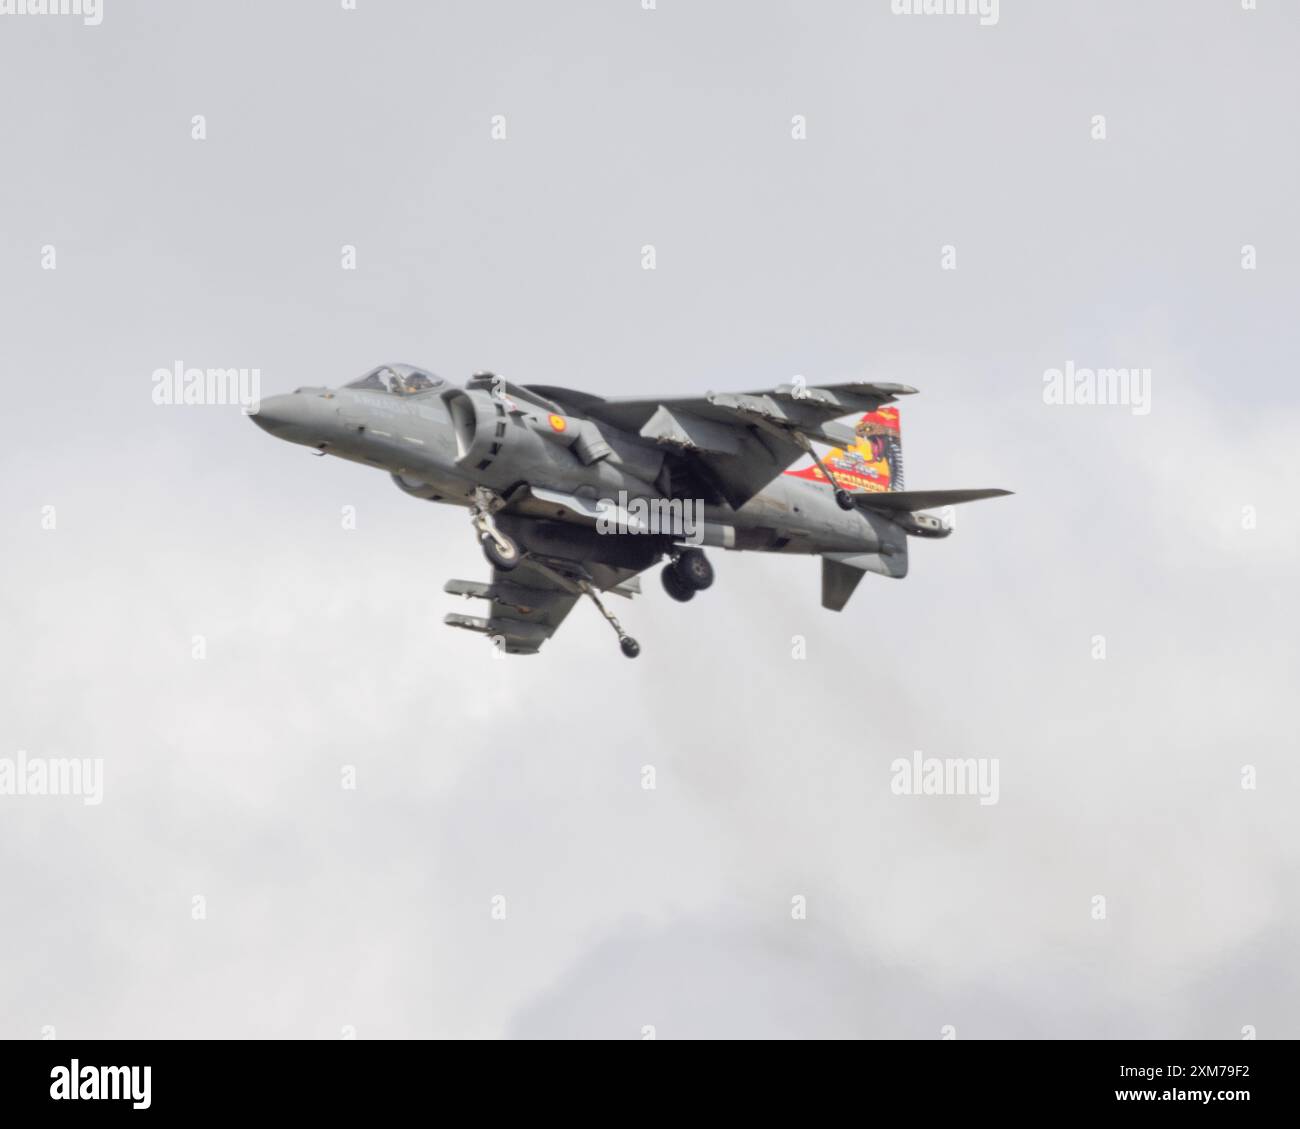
[468,487,520,571]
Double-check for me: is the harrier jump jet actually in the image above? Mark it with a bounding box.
[252,365,1010,657]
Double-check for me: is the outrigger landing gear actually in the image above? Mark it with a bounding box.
[578,579,640,659]
[793,432,856,509]
[468,487,520,571]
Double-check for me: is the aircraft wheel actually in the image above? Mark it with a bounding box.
[620,636,641,659]
[834,488,856,511]
[675,548,714,591]
[661,563,696,602]
[481,533,521,571]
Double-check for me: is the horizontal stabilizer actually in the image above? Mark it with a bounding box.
[853,488,1012,513]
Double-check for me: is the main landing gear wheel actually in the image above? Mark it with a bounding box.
[661,563,696,602]
[675,548,715,591]
[834,488,855,511]
[619,636,641,659]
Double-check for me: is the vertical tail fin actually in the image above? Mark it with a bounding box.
[853,406,904,492]
[785,406,904,493]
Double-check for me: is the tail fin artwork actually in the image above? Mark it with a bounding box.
[785,406,904,494]
[801,406,1012,611]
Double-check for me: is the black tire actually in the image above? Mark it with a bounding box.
[834,488,855,511]
[675,548,714,591]
[481,533,521,571]
[661,563,696,602]
[620,636,641,659]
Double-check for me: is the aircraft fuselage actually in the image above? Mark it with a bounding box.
[252,383,902,559]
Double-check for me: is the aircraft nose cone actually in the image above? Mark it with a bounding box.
[249,391,337,447]
[249,393,299,435]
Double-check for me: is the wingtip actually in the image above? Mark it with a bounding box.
[873,382,920,396]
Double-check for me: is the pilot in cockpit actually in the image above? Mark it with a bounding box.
[402,372,436,394]
[346,365,442,396]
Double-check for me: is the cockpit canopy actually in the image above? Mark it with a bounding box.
[346,363,444,396]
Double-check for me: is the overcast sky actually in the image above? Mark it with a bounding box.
[1,0,1297,1039]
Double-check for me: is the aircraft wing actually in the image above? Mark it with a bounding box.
[852,488,1013,512]
[444,556,643,655]
[527,381,917,509]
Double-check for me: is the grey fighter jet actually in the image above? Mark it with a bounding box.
[252,364,1010,657]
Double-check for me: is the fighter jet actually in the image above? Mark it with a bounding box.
[252,364,1010,657]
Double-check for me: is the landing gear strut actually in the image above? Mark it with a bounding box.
[793,432,856,510]
[578,579,640,659]
[513,553,642,659]
[468,487,520,571]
